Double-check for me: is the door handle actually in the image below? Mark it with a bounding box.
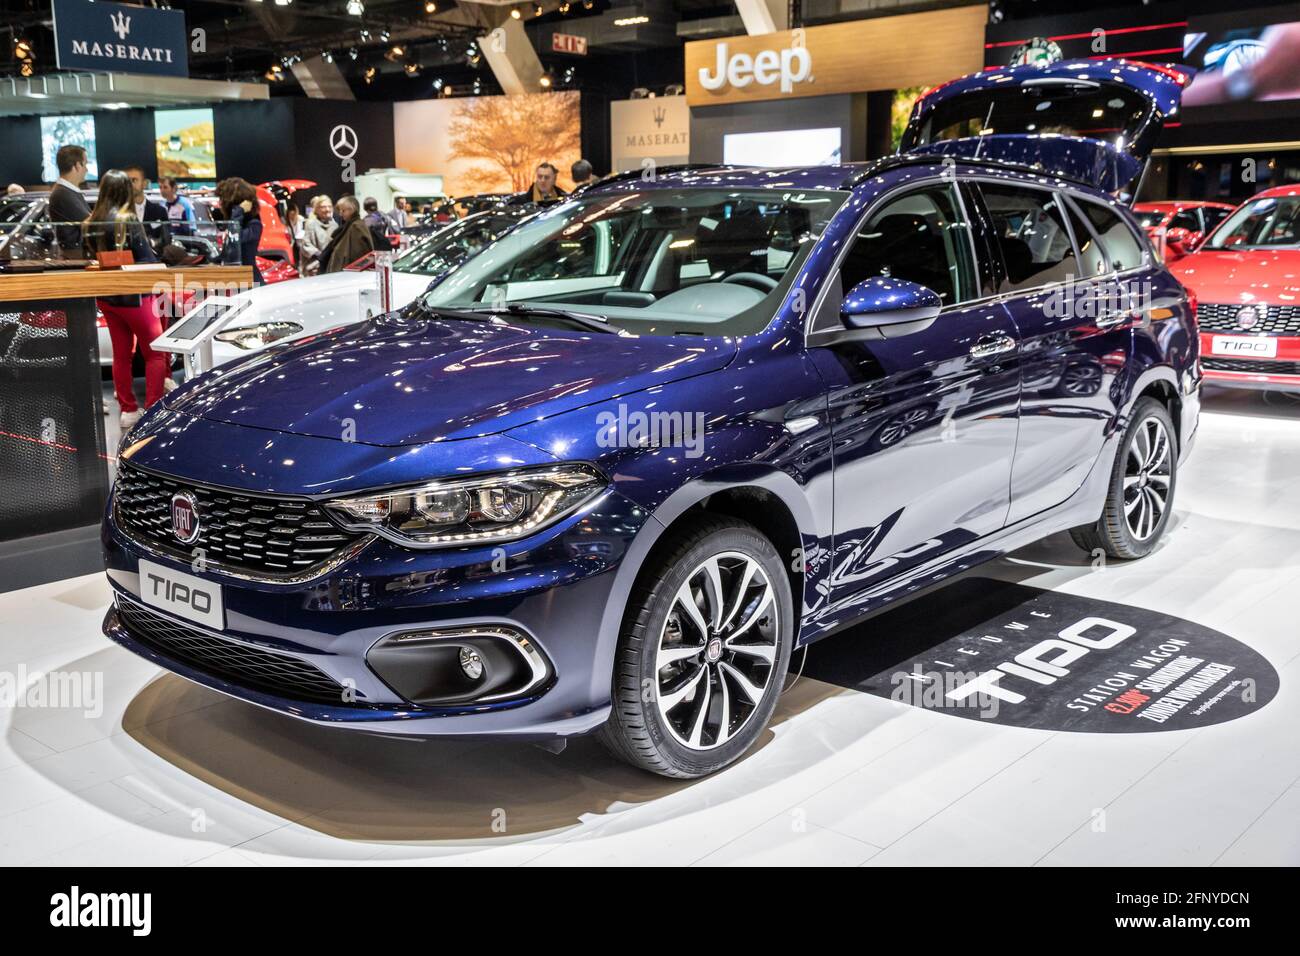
[969,334,1016,359]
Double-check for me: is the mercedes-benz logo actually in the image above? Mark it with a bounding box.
[170,492,201,545]
[329,124,358,159]
[1236,306,1260,330]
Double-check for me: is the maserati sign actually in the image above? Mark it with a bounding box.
[52,0,189,78]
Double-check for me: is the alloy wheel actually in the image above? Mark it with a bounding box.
[654,551,780,751]
[1124,417,1172,541]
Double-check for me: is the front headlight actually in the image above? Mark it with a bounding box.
[323,464,606,547]
[214,321,303,350]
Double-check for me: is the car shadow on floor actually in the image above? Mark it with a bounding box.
[115,669,849,843]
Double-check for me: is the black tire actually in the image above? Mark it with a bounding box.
[1070,397,1177,560]
[599,517,793,778]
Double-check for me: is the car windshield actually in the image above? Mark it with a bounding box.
[1207,196,1300,249]
[1134,210,1167,230]
[395,213,523,277]
[419,187,847,336]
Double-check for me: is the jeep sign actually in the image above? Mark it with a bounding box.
[697,42,813,96]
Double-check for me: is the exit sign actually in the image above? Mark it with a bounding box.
[551,32,588,56]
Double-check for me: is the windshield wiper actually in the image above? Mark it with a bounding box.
[460,303,624,335]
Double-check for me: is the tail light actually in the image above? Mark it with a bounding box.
[1185,288,1198,328]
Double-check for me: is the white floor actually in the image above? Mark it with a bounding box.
[3,388,1298,866]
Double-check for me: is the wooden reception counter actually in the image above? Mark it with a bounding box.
[0,265,253,302]
[0,264,254,590]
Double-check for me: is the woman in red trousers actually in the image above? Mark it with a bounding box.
[83,169,164,431]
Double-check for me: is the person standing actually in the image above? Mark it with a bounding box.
[284,202,305,269]
[362,197,392,250]
[158,177,196,237]
[301,195,337,276]
[123,165,171,250]
[389,195,410,230]
[321,196,375,273]
[83,169,163,430]
[511,162,567,205]
[215,177,264,285]
[48,144,91,257]
[570,159,596,190]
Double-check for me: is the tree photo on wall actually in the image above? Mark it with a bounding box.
[446,92,581,193]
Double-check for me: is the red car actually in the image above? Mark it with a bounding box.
[1133,200,1235,261]
[1170,185,1300,393]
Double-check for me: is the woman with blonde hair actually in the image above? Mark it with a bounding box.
[83,169,163,429]
[301,194,337,275]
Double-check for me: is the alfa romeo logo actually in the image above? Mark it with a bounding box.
[329,124,358,159]
[1236,306,1259,330]
[170,492,201,545]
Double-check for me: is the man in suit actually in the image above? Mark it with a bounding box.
[48,144,91,258]
[124,165,171,251]
[509,162,567,206]
[389,195,410,230]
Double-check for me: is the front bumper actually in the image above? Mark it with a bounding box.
[102,482,653,739]
[1199,331,1300,392]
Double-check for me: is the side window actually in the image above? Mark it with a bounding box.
[1063,203,1108,278]
[1201,207,1231,233]
[1169,210,1200,232]
[838,185,976,308]
[978,183,1079,292]
[1075,197,1147,272]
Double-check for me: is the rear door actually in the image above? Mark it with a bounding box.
[900,60,1190,198]
[972,180,1146,523]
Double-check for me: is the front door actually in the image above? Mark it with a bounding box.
[808,182,1022,607]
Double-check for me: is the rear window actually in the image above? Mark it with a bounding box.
[1074,197,1147,272]
[1208,196,1300,250]
[909,81,1152,148]
[978,183,1079,293]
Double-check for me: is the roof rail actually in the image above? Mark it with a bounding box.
[840,151,1103,192]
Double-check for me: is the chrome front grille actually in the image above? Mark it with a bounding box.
[113,462,366,579]
[1197,303,1300,335]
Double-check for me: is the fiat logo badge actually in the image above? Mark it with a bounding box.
[170,492,201,544]
[1236,306,1260,330]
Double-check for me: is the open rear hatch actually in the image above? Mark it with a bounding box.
[900,59,1193,197]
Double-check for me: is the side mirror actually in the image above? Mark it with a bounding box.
[1163,227,1193,258]
[841,276,942,330]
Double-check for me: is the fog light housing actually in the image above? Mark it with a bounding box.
[367,625,552,707]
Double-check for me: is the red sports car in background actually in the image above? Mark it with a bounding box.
[1133,200,1236,261]
[1170,185,1300,393]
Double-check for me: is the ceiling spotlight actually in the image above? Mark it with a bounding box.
[425,0,437,11]
[510,7,521,18]
[322,50,334,63]
[472,78,481,93]
[348,47,358,59]
[364,65,377,83]
[582,0,593,8]
[274,0,293,6]
[630,86,650,99]
[390,45,404,56]
[534,3,543,15]
[404,63,419,76]
[539,71,553,88]
[20,60,33,77]
[379,30,390,42]
[441,84,453,97]
[13,37,32,60]
[346,0,364,15]
[359,29,370,40]
[559,1,569,11]
[432,77,444,90]
[664,83,684,96]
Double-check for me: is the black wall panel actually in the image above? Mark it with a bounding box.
[0,116,44,186]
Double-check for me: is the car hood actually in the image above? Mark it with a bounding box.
[166,314,736,446]
[1170,249,1300,305]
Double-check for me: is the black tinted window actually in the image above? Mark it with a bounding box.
[1076,197,1147,271]
[979,184,1079,292]
[839,185,975,307]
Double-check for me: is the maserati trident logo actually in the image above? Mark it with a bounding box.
[1236,306,1260,330]
[652,105,666,127]
[110,10,132,41]
[170,492,201,545]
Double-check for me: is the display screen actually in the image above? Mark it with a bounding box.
[1183,20,1300,108]
[722,128,842,167]
[154,108,217,180]
[167,300,245,342]
[40,115,98,183]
